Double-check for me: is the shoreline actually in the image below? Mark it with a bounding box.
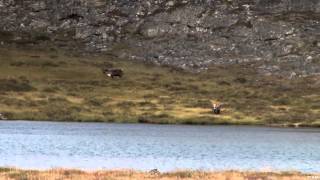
[1,119,320,129]
[0,168,318,180]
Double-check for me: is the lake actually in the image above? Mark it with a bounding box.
[0,121,319,172]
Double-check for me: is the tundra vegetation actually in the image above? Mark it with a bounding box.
[0,168,316,180]
[0,47,320,127]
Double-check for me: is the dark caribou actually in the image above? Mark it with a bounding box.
[102,68,123,79]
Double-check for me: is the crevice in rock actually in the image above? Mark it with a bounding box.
[264,38,280,42]
[59,14,84,21]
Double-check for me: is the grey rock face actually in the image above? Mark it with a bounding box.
[0,0,319,76]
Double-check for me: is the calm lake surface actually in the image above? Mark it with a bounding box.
[0,121,320,172]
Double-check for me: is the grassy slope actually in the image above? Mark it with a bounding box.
[0,47,319,126]
[0,168,316,180]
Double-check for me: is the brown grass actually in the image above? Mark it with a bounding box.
[0,46,319,126]
[0,168,316,180]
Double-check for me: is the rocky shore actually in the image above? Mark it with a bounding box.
[0,0,319,76]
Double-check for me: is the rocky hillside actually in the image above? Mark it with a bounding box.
[0,0,319,76]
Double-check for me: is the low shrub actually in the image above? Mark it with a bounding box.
[10,60,59,67]
[217,80,231,86]
[42,86,60,93]
[0,31,14,41]
[34,34,51,41]
[116,101,136,109]
[234,77,247,84]
[42,105,77,121]
[0,78,34,92]
[185,99,212,108]
[137,100,156,107]
[87,98,104,107]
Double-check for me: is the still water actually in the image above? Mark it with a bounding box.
[0,121,319,172]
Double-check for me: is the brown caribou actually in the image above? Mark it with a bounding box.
[212,103,222,114]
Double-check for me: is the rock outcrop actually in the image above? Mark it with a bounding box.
[0,0,319,76]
